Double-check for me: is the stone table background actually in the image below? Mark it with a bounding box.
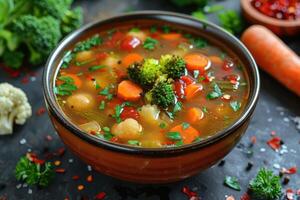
[0,0,299,199]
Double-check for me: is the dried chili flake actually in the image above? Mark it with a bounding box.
[267,136,282,150]
[1,64,20,77]
[21,76,30,84]
[286,188,294,200]
[55,168,66,173]
[36,107,46,116]
[95,192,106,200]
[182,186,199,199]
[240,193,250,200]
[77,184,85,191]
[281,166,297,175]
[86,175,93,183]
[72,175,80,180]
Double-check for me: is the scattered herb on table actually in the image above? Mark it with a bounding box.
[143,37,159,50]
[249,168,282,200]
[15,156,54,187]
[224,176,241,191]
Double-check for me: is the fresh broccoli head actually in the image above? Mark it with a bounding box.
[249,168,282,200]
[0,83,32,135]
[61,7,83,35]
[2,50,24,69]
[147,78,176,109]
[160,54,186,79]
[128,58,163,88]
[12,15,61,65]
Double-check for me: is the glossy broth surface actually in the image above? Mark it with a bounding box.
[55,23,250,148]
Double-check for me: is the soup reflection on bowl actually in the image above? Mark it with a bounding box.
[43,11,260,183]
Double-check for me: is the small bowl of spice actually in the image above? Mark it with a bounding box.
[241,0,300,36]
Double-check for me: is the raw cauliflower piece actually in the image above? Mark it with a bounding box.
[0,83,32,135]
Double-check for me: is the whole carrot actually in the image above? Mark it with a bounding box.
[241,25,300,96]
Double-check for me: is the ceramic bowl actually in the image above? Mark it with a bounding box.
[241,0,300,36]
[43,11,260,183]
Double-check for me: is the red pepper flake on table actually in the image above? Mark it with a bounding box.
[95,192,106,200]
[267,136,282,151]
[36,107,46,116]
[181,186,200,200]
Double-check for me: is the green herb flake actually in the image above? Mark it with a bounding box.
[88,65,105,72]
[162,25,171,33]
[230,101,241,112]
[189,37,208,49]
[224,176,241,191]
[175,140,184,147]
[193,70,200,79]
[173,101,182,113]
[99,100,106,110]
[128,140,140,146]
[150,26,157,33]
[74,34,102,52]
[166,132,182,141]
[129,27,140,32]
[54,76,77,96]
[182,122,190,130]
[207,83,222,99]
[193,137,202,143]
[61,50,73,69]
[143,37,159,50]
[99,87,110,96]
[159,122,167,129]
[15,156,54,187]
[192,11,207,20]
[202,106,208,113]
[98,126,114,141]
[76,72,83,76]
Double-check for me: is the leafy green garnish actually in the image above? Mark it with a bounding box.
[88,65,105,72]
[112,102,132,123]
[129,27,140,32]
[61,50,73,69]
[143,37,158,50]
[192,11,207,20]
[150,26,157,33]
[15,156,54,187]
[166,132,182,141]
[175,140,184,147]
[166,101,182,120]
[249,168,282,200]
[230,101,241,112]
[193,137,202,142]
[54,76,77,96]
[162,25,171,33]
[128,140,140,146]
[224,176,241,191]
[73,34,102,52]
[218,10,244,35]
[99,100,105,110]
[207,83,222,99]
[159,122,167,129]
[182,122,190,130]
[99,85,113,100]
[188,37,208,49]
[97,127,114,141]
[202,106,208,113]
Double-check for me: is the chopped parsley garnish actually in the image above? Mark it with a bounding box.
[230,101,241,112]
[99,100,105,110]
[129,27,140,32]
[224,176,241,191]
[54,76,77,96]
[220,52,227,60]
[100,127,114,141]
[166,132,182,141]
[207,83,222,99]
[75,58,96,66]
[175,140,184,147]
[128,140,140,146]
[182,122,190,130]
[99,85,113,100]
[202,106,208,113]
[61,50,73,69]
[193,137,202,142]
[15,156,54,187]
[150,26,157,33]
[162,25,171,33]
[166,101,182,119]
[73,34,102,52]
[88,65,105,72]
[190,37,208,48]
[112,102,132,123]
[159,122,167,129]
[143,37,158,50]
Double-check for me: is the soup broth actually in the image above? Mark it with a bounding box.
[54,22,250,148]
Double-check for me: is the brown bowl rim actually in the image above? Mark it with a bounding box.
[241,0,300,27]
[43,11,260,157]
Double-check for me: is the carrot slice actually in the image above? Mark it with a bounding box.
[185,83,203,100]
[122,53,143,67]
[187,107,204,124]
[170,124,200,144]
[57,73,82,88]
[161,33,182,40]
[184,54,209,71]
[117,80,143,101]
[241,25,300,96]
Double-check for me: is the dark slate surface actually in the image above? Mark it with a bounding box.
[0,0,299,199]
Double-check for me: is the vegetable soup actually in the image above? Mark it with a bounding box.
[54,23,250,148]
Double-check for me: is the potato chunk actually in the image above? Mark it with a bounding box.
[127,31,147,41]
[139,105,160,126]
[66,93,94,111]
[75,50,94,63]
[111,118,143,141]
